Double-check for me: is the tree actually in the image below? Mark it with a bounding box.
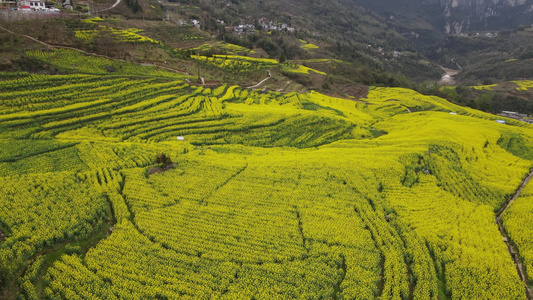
[475,93,493,113]
[125,0,142,13]
[156,153,173,168]
[279,51,286,63]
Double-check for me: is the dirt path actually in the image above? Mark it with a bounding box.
[97,0,122,12]
[0,25,188,76]
[496,169,533,299]
[246,70,271,89]
[0,25,53,49]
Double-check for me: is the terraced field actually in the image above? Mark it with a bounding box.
[1,50,533,299]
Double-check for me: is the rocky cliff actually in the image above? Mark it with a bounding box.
[424,0,533,34]
[351,0,532,36]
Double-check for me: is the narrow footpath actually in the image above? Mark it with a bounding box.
[496,169,533,299]
[97,0,121,12]
[246,70,271,89]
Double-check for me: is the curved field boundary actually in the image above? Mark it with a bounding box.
[496,169,533,299]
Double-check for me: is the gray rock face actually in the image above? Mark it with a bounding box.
[423,0,533,34]
[352,0,532,36]
[427,0,529,11]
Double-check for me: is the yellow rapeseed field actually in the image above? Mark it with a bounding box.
[1,50,532,299]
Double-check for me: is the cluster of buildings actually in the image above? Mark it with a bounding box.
[171,16,295,35]
[258,20,295,32]
[367,45,404,59]
[231,20,295,35]
[174,19,202,29]
[498,111,533,124]
[456,32,498,38]
[0,0,61,11]
[233,24,255,34]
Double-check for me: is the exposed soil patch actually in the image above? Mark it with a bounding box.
[324,84,369,101]
[148,163,176,175]
[438,67,461,86]
[148,167,164,175]
[441,67,461,76]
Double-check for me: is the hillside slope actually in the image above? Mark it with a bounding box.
[1,50,533,299]
[114,0,533,84]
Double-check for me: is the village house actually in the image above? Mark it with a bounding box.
[500,111,527,119]
[16,0,45,10]
[234,24,255,34]
[498,111,533,124]
[190,19,200,29]
[0,0,54,10]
